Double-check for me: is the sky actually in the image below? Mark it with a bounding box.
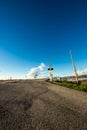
[0,0,87,79]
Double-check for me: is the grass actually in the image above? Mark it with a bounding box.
[52,81,87,92]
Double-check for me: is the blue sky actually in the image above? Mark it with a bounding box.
[0,0,87,79]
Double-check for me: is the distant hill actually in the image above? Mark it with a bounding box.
[79,74,87,78]
[62,74,87,78]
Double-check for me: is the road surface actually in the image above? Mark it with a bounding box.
[0,80,87,130]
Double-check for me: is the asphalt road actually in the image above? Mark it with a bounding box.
[0,80,87,130]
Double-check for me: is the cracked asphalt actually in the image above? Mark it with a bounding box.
[0,80,87,130]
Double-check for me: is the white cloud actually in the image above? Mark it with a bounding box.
[38,63,45,70]
[38,71,48,79]
[28,63,46,79]
[77,69,87,75]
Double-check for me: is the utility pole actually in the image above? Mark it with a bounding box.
[70,50,78,84]
[48,58,54,82]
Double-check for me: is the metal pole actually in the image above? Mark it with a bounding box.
[48,57,53,82]
[49,70,53,82]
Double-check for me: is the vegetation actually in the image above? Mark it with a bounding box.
[52,81,87,92]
